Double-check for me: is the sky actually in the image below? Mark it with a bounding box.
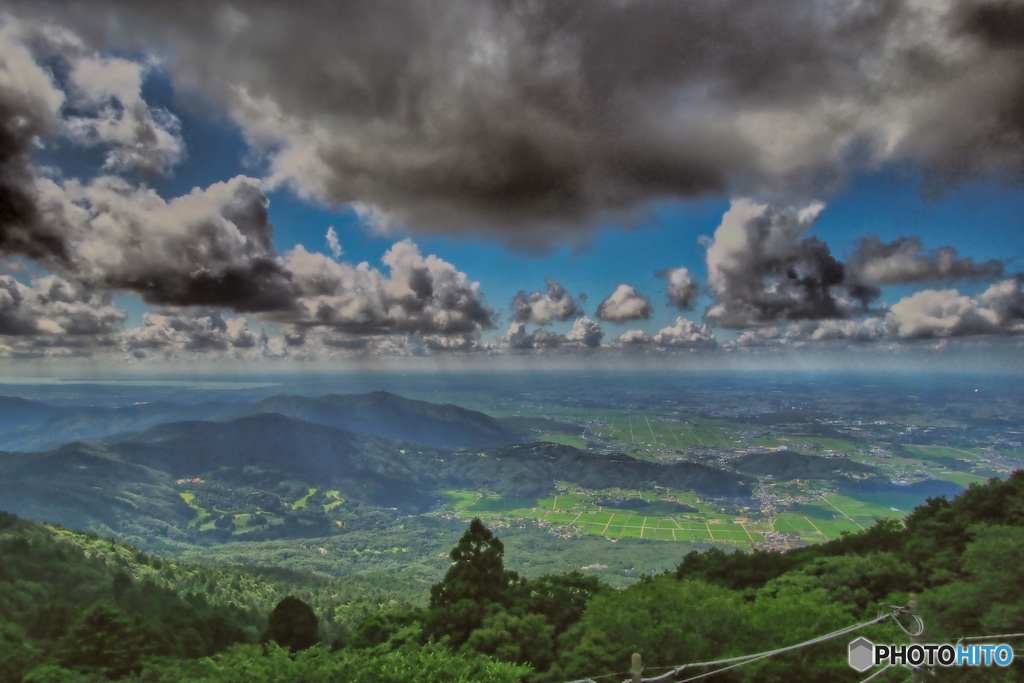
[1,0,1024,373]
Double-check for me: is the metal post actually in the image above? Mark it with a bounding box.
[910,594,922,683]
[631,653,642,683]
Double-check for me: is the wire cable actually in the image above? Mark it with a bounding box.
[564,605,911,683]
[670,650,778,683]
[642,608,906,683]
[956,632,1024,644]
[892,614,925,638]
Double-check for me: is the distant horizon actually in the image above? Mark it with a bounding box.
[2,365,1020,413]
[5,361,1024,383]
[3,347,1024,377]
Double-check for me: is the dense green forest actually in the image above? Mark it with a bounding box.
[4,471,1024,682]
[0,514,428,682]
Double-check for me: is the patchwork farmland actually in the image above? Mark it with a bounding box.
[440,487,893,549]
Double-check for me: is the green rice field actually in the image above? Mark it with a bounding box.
[441,486,905,548]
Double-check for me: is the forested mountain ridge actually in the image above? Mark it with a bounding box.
[247,392,524,449]
[460,442,751,497]
[731,450,879,480]
[0,442,194,540]
[107,413,441,510]
[0,391,526,452]
[0,397,245,452]
[106,420,749,498]
[0,416,749,546]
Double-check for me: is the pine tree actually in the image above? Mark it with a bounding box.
[56,604,149,679]
[425,518,521,647]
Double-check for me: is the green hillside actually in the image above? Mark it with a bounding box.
[0,511,429,683]
[731,449,880,480]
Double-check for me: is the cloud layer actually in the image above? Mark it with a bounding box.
[0,20,68,264]
[886,279,1024,338]
[0,22,497,341]
[4,0,1024,244]
[0,274,124,337]
[1,11,1022,364]
[122,310,264,357]
[723,278,1024,351]
[616,318,717,349]
[503,316,604,351]
[702,198,1013,331]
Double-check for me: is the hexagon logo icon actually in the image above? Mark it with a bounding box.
[849,637,874,672]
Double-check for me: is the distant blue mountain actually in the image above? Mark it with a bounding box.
[0,391,526,451]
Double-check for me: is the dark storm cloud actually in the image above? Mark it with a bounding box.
[26,168,495,336]
[0,121,66,264]
[7,0,1024,245]
[36,174,298,313]
[847,236,1005,286]
[957,1,1024,169]
[0,22,70,265]
[0,22,296,312]
[511,278,582,325]
[704,200,851,328]
[703,199,1017,328]
[0,276,40,335]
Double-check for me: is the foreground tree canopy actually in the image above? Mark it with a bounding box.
[261,597,320,654]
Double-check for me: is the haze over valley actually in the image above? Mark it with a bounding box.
[1,372,1015,572]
